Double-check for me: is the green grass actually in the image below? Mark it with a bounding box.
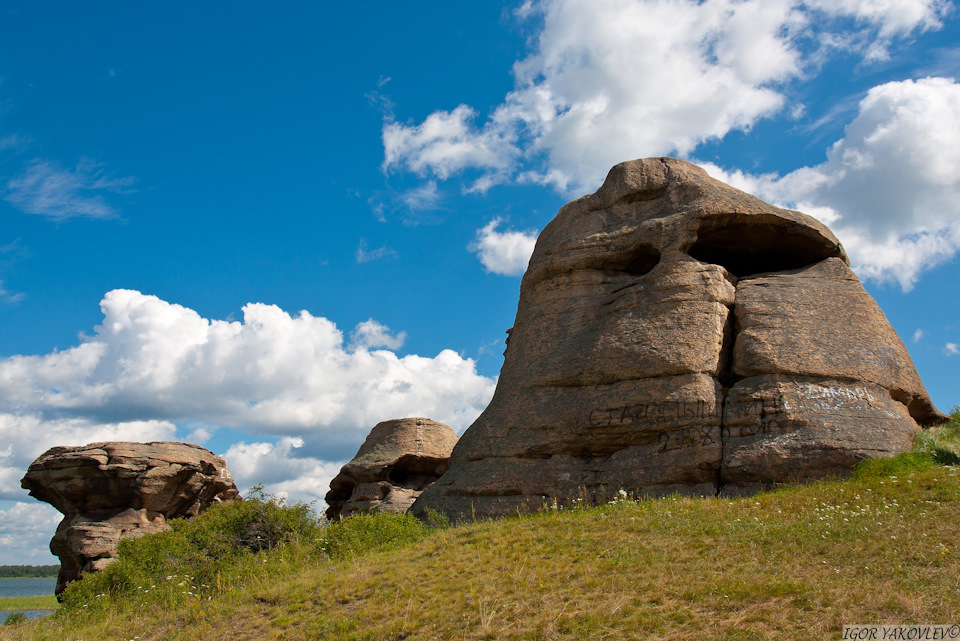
[1,415,958,640]
[0,597,57,612]
[912,406,960,465]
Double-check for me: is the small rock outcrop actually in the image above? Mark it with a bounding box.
[21,441,239,595]
[325,418,458,520]
[412,157,947,522]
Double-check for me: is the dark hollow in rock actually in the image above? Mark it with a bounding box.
[689,214,844,277]
[596,243,661,277]
[411,156,948,523]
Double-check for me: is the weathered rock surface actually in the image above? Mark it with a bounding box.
[412,157,947,521]
[21,441,239,595]
[325,418,458,520]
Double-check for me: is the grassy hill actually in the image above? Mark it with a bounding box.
[3,414,958,640]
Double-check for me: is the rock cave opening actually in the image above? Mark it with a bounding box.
[598,243,661,277]
[689,216,840,278]
[387,455,449,490]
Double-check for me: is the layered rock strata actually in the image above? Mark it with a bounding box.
[21,441,239,595]
[325,418,458,520]
[412,157,946,521]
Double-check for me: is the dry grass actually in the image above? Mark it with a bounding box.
[2,461,958,640]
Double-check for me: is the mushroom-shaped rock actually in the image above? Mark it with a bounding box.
[411,157,947,522]
[325,418,458,520]
[21,441,239,595]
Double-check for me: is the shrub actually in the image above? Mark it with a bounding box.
[3,612,27,626]
[59,488,322,613]
[170,484,320,558]
[853,410,960,480]
[3,612,27,625]
[318,512,431,559]
[852,452,936,479]
[912,406,960,466]
[56,489,434,617]
[421,507,452,530]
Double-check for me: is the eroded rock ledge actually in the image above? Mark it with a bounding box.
[21,441,239,595]
[325,418,458,520]
[412,157,947,522]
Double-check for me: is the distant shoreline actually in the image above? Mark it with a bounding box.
[0,566,60,580]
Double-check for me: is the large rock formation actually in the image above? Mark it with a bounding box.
[21,442,239,595]
[413,157,947,521]
[325,418,458,520]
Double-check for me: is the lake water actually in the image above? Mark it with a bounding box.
[1,577,57,621]
[4,609,51,621]
[0,577,57,598]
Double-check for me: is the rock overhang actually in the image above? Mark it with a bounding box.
[21,441,238,595]
[324,417,458,520]
[529,158,847,285]
[411,156,947,522]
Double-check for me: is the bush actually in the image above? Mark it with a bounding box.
[318,512,431,559]
[169,485,320,558]
[56,489,434,617]
[59,487,322,613]
[3,612,27,626]
[912,406,960,466]
[853,410,960,480]
[852,452,936,479]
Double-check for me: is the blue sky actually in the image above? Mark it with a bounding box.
[1,0,958,564]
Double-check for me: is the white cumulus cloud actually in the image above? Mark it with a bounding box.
[0,290,497,506]
[0,502,61,565]
[350,319,407,350]
[470,219,539,276]
[382,0,949,195]
[703,76,960,290]
[383,104,518,188]
[805,0,950,45]
[221,437,346,506]
[0,414,177,501]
